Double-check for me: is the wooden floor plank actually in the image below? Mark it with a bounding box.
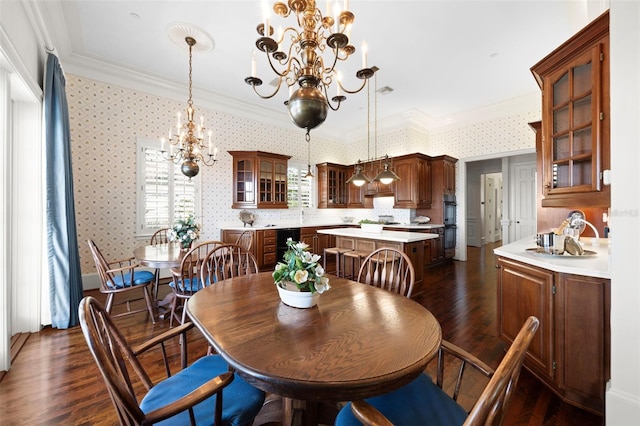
[0,242,603,425]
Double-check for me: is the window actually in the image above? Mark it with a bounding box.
[136,138,200,237]
[287,162,313,209]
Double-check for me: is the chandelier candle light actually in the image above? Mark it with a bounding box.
[161,25,218,179]
[245,0,376,132]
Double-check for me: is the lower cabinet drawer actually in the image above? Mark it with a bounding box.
[263,253,277,265]
[263,245,276,254]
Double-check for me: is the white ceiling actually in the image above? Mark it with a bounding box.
[42,0,598,137]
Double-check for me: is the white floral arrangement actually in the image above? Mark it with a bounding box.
[272,238,331,294]
[167,214,201,249]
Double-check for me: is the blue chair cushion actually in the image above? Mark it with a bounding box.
[335,373,468,426]
[140,355,265,426]
[170,277,203,292]
[111,270,155,288]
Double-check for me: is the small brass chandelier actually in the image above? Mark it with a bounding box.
[161,28,217,179]
[245,0,376,131]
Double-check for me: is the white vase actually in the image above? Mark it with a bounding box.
[276,283,320,309]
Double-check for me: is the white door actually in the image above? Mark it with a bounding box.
[484,175,496,243]
[513,162,537,240]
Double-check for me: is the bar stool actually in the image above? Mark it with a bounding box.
[323,247,353,278]
[343,250,370,279]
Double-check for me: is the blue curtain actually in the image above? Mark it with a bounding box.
[44,54,83,329]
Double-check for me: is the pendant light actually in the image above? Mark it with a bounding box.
[372,72,399,185]
[304,131,314,178]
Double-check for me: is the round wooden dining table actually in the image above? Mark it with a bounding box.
[134,243,186,317]
[186,272,442,406]
[133,242,185,270]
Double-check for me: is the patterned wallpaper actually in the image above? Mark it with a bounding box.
[68,74,539,274]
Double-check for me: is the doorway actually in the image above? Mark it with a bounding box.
[457,149,536,261]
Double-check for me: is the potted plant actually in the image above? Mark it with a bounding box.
[272,238,331,308]
[167,214,201,250]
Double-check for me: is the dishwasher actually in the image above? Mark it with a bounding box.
[276,228,301,260]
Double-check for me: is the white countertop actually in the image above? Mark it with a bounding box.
[493,236,611,279]
[382,223,445,230]
[221,222,445,231]
[318,228,439,243]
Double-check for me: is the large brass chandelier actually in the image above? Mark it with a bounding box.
[245,0,376,131]
[162,28,218,179]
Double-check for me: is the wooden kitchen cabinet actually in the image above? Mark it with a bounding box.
[428,228,445,264]
[530,10,610,208]
[316,163,348,208]
[229,151,291,209]
[346,178,371,208]
[496,256,610,414]
[256,229,277,269]
[317,163,371,209]
[393,153,432,209]
[430,155,457,197]
[363,160,394,198]
[300,226,337,271]
[301,226,335,255]
[221,228,277,270]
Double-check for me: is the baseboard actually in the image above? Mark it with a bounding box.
[607,388,640,424]
[82,273,101,290]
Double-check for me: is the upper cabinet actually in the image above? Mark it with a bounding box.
[430,155,457,197]
[393,153,432,209]
[317,163,348,208]
[229,151,291,209]
[317,163,371,209]
[316,153,456,210]
[363,160,394,198]
[531,10,610,208]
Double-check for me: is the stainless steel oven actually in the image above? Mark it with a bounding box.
[443,194,457,226]
[444,225,457,250]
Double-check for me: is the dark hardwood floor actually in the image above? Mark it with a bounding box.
[0,242,603,425]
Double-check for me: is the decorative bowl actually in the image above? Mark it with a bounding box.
[413,216,431,224]
[361,223,384,233]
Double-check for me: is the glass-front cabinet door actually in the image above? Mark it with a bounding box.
[231,156,255,209]
[531,10,609,208]
[229,151,291,209]
[259,159,273,204]
[274,160,288,204]
[546,46,601,195]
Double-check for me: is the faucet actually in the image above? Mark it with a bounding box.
[570,218,600,245]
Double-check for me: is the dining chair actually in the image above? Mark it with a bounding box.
[200,243,260,284]
[335,316,540,426]
[169,240,223,327]
[87,239,156,323]
[234,230,254,252]
[150,228,170,245]
[356,247,415,298]
[149,228,170,298]
[78,296,266,426]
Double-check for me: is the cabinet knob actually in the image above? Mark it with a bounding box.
[495,264,501,269]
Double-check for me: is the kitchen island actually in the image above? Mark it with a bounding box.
[318,228,439,297]
[494,236,610,415]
